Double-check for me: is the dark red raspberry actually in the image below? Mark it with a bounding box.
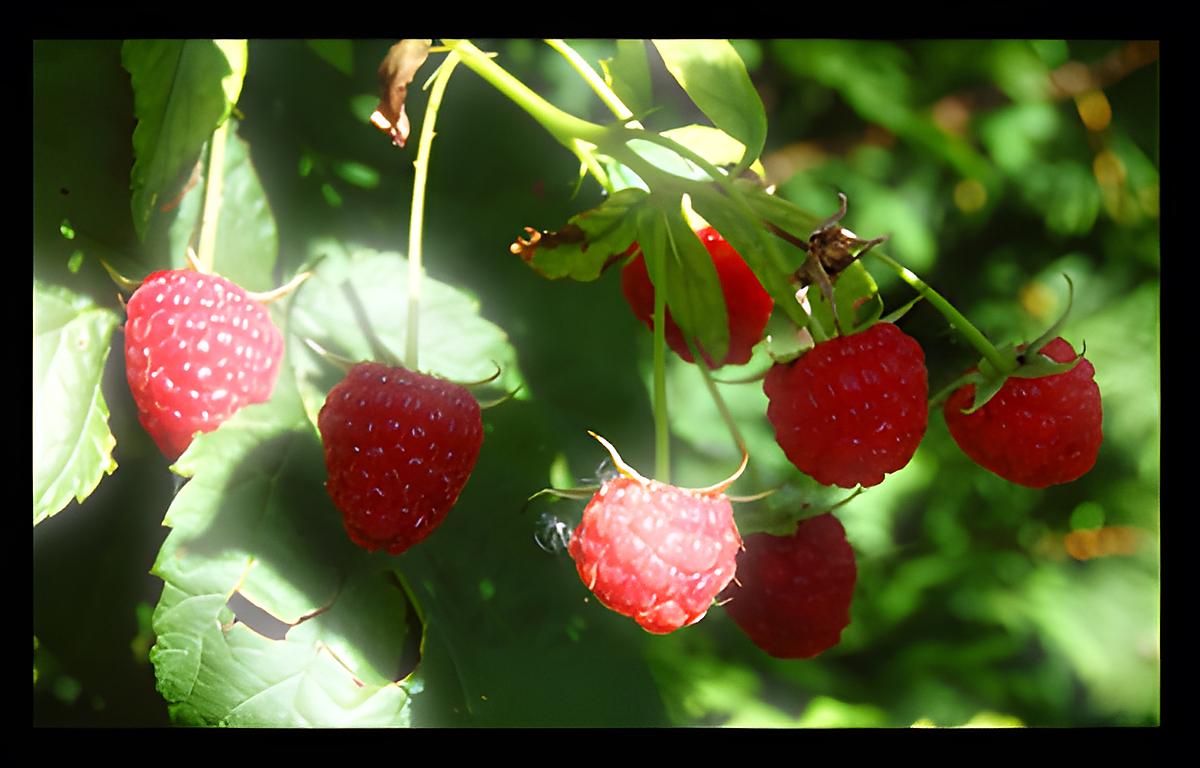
[764,322,928,488]
[124,269,284,460]
[317,362,483,554]
[621,227,773,368]
[944,337,1102,488]
[720,513,857,659]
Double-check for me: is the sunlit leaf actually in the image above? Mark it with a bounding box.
[149,372,415,726]
[123,39,247,240]
[602,40,652,119]
[166,119,277,291]
[286,242,525,429]
[652,40,766,172]
[33,281,120,525]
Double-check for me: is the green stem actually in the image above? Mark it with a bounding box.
[867,250,1012,373]
[406,52,460,371]
[544,39,643,127]
[694,356,746,455]
[196,118,229,273]
[651,212,670,483]
[446,40,608,147]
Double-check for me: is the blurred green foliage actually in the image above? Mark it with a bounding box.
[33,39,1158,726]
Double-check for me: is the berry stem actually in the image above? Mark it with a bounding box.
[196,118,230,274]
[406,51,461,371]
[693,354,747,455]
[866,249,1013,374]
[651,213,671,483]
[446,39,611,190]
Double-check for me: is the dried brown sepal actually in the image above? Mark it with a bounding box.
[372,39,433,148]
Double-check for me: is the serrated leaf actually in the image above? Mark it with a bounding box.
[651,40,766,172]
[286,242,525,428]
[513,188,645,281]
[123,39,248,240]
[602,39,652,118]
[33,282,120,525]
[639,198,729,364]
[150,373,415,726]
[166,119,278,291]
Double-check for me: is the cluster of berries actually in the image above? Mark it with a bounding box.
[121,266,485,556]
[571,222,1103,656]
[118,210,1101,660]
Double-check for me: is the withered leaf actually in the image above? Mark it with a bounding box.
[371,39,433,148]
[509,189,647,282]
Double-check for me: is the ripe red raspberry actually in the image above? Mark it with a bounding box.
[124,269,284,460]
[317,362,483,555]
[764,322,928,489]
[568,437,743,634]
[944,337,1101,488]
[720,513,857,658]
[621,227,773,368]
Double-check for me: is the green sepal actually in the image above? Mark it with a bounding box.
[733,479,859,537]
[688,183,807,330]
[1026,273,1076,357]
[638,194,730,365]
[809,261,881,337]
[879,294,923,326]
[960,344,1082,414]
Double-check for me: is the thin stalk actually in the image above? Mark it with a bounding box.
[196,118,230,273]
[867,250,1012,373]
[694,355,746,455]
[651,214,670,483]
[446,40,608,147]
[544,39,643,127]
[406,52,461,371]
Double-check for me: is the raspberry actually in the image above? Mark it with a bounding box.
[317,362,483,555]
[764,322,928,488]
[944,337,1101,488]
[622,227,773,368]
[124,269,284,460]
[568,437,743,634]
[720,513,856,659]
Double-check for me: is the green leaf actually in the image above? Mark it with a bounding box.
[638,198,729,364]
[123,39,248,240]
[651,40,767,172]
[602,40,652,118]
[737,181,823,234]
[305,39,355,76]
[332,160,381,189]
[166,119,278,291]
[689,184,804,326]
[33,282,121,525]
[661,125,767,181]
[514,188,646,281]
[149,376,415,726]
[286,242,525,429]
